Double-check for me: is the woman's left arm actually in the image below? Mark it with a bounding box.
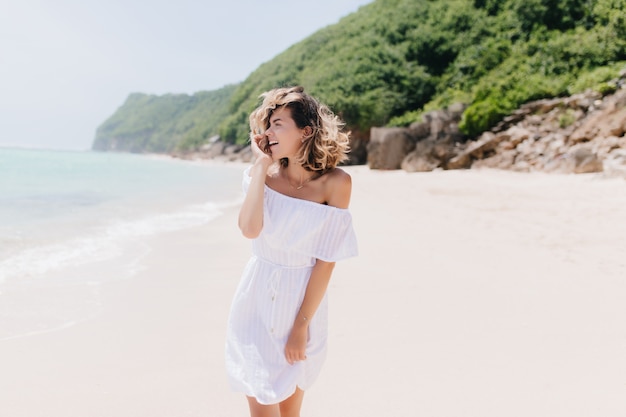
[284,169,352,365]
[284,260,335,365]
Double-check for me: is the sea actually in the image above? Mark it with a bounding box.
[0,147,245,341]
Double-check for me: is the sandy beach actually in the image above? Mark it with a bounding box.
[1,165,625,417]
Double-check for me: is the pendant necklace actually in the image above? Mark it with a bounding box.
[285,171,319,190]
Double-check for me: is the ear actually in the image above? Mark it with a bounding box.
[301,126,313,141]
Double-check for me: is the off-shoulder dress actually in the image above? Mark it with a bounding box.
[225,167,358,405]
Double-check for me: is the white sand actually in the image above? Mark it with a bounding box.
[1,166,625,417]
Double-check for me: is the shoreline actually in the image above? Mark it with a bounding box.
[1,165,625,416]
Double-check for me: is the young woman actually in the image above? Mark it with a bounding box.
[225,86,358,417]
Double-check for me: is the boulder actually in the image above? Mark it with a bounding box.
[603,149,626,179]
[569,89,626,144]
[497,125,531,150]
[472,150,517,170]
[408,120,430,139]
[401,139,445,172]
[367,127,415,170]
[346,135,368,165]
[466,132,501,159]
[447,152,472,170]
[237,145,253,163]
[223,144,243,156]
[447,132,509,170]
[566,146,604,173]
[401,151,440,172]
[204,141,226,158]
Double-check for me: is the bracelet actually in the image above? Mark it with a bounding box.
[299,312,309,322]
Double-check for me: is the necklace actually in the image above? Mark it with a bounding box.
[284,171,319,190]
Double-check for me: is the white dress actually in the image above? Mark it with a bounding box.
[225,167,358,405]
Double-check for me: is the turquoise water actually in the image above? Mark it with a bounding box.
[0,148,245,339]
[0,148,244,283]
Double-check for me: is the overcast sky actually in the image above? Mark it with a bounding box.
[0,0,372,150]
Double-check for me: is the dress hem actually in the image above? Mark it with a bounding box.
[234,384,304,406]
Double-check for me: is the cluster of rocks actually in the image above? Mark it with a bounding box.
[174,72,626,178]
[367,72,626,178]
[367,102,467,172]
[171,135,254,163]
[171,132,368,165]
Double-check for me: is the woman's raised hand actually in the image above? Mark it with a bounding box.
[251,133,273,165]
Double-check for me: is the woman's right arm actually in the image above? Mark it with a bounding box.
[238,136,272,239]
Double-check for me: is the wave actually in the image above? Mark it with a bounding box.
[0,197,242,284]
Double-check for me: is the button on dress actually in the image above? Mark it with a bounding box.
[225,167,358,405]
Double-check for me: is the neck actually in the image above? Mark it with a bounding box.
[282,166,317,189]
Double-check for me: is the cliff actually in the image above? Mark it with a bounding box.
[93,85,236,153]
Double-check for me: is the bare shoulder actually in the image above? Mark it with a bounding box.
[323,168,352,209]
[326,167,352,187]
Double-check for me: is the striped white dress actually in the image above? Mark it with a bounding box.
[225,167,358,405]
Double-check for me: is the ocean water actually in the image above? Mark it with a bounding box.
[0,147,245,340]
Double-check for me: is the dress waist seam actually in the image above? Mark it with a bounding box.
[251,255,314,270]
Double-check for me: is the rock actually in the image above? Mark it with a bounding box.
[429,114,447,139]
[365,103,469,171]
[224,144,242,156]
[466,132,501,159]
[569,89,626,144]
[512,160,531,172]
[593,136,624,157]
[542,154,569,173]
[204,141,226,158]
[346,135,368,165]
[566,146,604,173]
[447,102,467,119]
[498,125,531,150]
[447,152,472,170]
[401,139,455,172]
[472,150,517,170]
[237,145,253,163]
[535,97,563,114]
[447,76,626,174]
[367,127,416,170]
[445,132,503,169]
[603,149,626,179]
[401,151,440,172]
[525,115,543,126]
[362,72,626,174]
[565,92,598,111]
[408,120,430,139]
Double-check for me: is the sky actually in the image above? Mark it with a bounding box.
[0,0,373,151]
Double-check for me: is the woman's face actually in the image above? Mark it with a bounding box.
[264,106,305,160]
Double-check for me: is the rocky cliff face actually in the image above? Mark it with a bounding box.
[367,72,626,178]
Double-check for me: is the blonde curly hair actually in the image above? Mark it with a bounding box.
[249,86,350,173]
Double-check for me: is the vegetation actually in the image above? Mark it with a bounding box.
[94,0,626,152]
[93,85,237,152]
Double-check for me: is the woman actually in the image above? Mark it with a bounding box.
[225,86,358,417]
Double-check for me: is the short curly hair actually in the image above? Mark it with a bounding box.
[249,86,351,173]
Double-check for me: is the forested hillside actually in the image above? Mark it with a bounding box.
[93,0,626,153]
[93,85,236,152]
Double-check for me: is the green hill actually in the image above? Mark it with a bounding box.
[93,85,237,153]
[93,0,626,153]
